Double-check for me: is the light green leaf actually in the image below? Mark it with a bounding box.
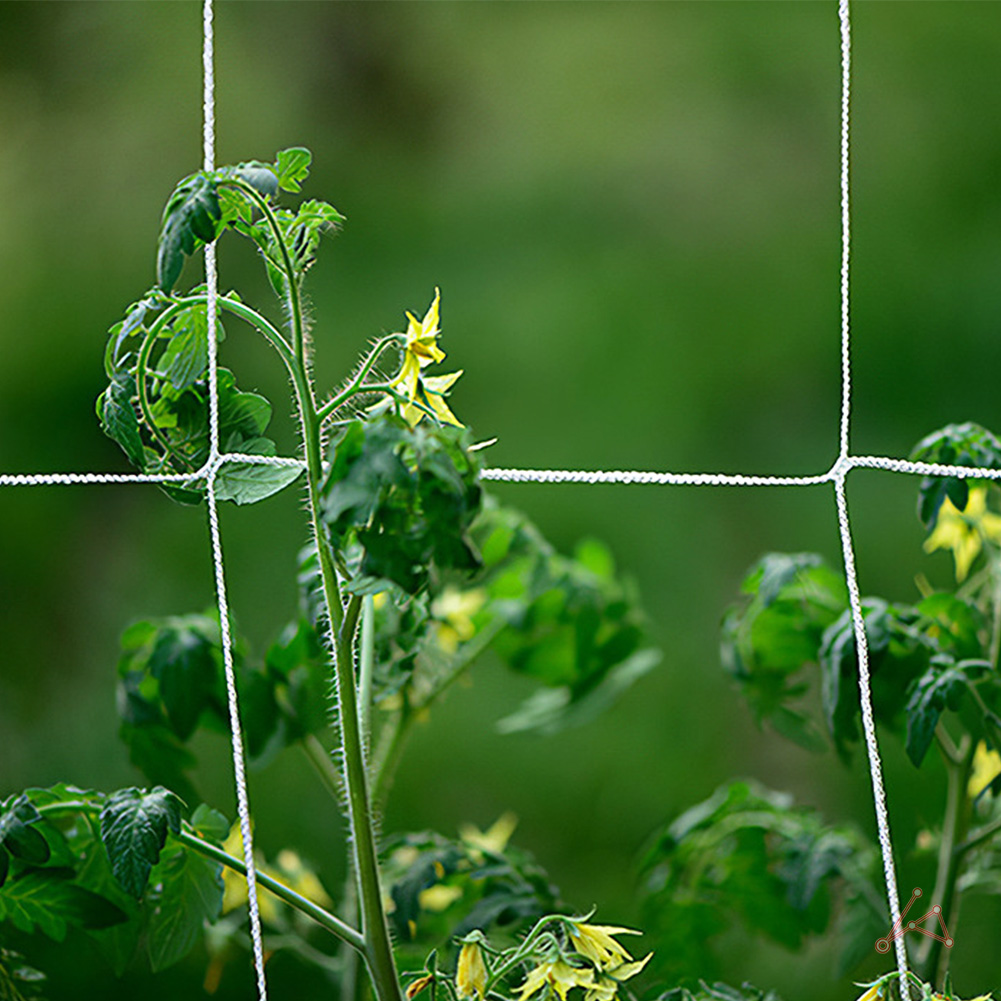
[0,870,126,942]
[145,842,223,972]
[214,461,303,506]
[274,147,312,192]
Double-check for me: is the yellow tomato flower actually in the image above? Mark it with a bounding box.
[456,936,489,1000]
[567,921,640,970]
[582,954,652,1001]
[387,287,464,427]
[432,586,486,653]
[853,985,882,1001]
[517,960,594,1001]
[394,287,446,400]
[968,740,1001,799]
[924,485,1001,581]
[459,812,518,855]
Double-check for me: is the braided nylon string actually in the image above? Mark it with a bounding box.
[201,2,270,998]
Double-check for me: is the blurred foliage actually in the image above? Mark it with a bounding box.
[3,3,1001,999]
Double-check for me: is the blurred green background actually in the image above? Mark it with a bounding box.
[2,1,1001,998]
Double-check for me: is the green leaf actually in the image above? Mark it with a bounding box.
[99,787,182,899]
[0,796,50,867]
[147,618,220,741]
[214,460,303,505]
[274,147,312,192]
[639,781,880,985]
[98,372,146,469]
[189,805,230,844]
[720,554,847,747]
[145,841,223,972]
[904,657,990,767]
[0,869,126,942]
[118,722,199,806]
[157,305,213,391]
[231,162,279,197]
[916,592,986,660]
[819,599,930,757]
[157,172,222,292]
[910,422,1001,527]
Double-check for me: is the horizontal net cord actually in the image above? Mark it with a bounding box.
[8,451,1001,491]
[0,452,304,489]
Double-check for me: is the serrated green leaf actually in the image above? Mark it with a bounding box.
[147,619,219,741]
[145,841,223,972]
[274,147,312,192]
[214,461,303,505]
[157,172,222,291]
[157,305,212,391]
[0,797,50,867]
[98,372,145,469]
[904,657,989,767]
[100,788,182,899]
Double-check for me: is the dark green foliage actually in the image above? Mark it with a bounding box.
[0,944,46,1001]
[96,372,146,469]
[157,173,223,292]
[910,422,1001,527]
[904,658,991,767]
[474,503,660,734]
[381,828,561,968]
[639,781,884,985]
[99,788,182,899]
[721,553,847,751]
[658,984,784,1001]
[321,416,483,595]
[115,611,331,798]
[0,798,50,883]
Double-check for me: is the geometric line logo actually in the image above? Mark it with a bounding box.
[875,887,954,954]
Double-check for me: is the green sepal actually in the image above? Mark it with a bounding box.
[99,787,183,899]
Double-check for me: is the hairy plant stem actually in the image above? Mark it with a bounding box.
[229,178,401,1001]
[918,734,974,986]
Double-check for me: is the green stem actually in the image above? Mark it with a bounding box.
[918,736,974,986]
[956,814,1001,857]
[241,183,400,1001]
[175,830,366,953]
[358,595,376,755]
[301,733,344,803]
[316,335,407,426]
[372,617,505,809]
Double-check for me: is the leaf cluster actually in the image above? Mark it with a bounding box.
[320,416,483,596]
[0,785,224,977]
[381,828,562,971]
[116,613,330,804]
[910,422,1001,527]
[722,553,1001,768]
[638,780,884,985]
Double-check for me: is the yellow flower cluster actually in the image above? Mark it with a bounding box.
[390,287,463,428]
[923,485,1001,582]
[517,920,651,1001]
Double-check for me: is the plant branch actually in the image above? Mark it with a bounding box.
[316,335,407,426]
[301,732,344,804]
[175,829,365,953]
[956,814,1001,858]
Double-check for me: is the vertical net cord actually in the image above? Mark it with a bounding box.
[834,2,910,995]
[202,2,269,998]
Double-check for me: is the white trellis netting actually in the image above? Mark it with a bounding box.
[4,3,999,999]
